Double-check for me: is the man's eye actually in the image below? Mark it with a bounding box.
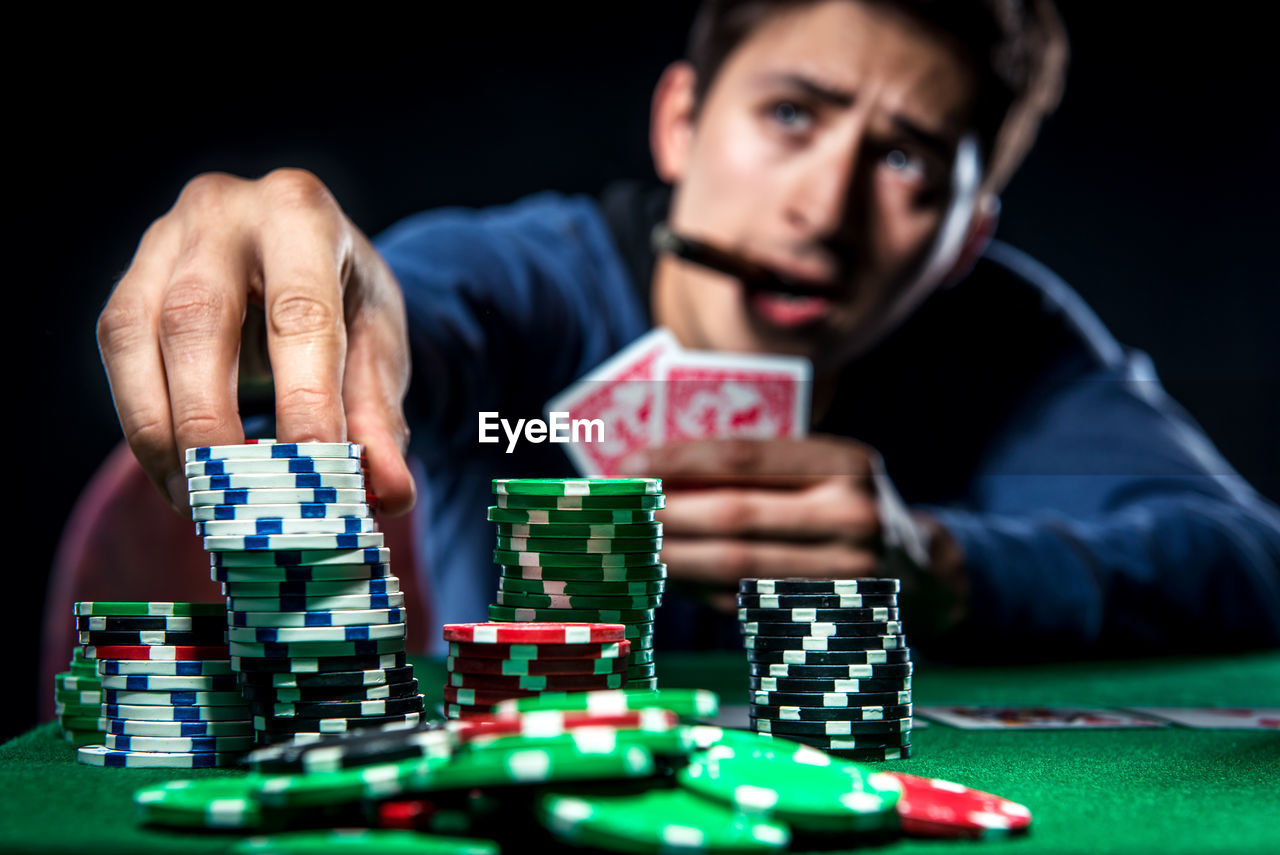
[769,101,813,132]
[882,148,926,180]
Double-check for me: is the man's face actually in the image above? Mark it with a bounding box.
[656,0,982,372]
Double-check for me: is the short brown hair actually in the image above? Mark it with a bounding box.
[686,0,1069,193]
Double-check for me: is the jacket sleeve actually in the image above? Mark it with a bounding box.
[373,196,646,454]
[926,348,1280,656]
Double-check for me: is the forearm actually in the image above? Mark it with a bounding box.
[923,495,1280,657]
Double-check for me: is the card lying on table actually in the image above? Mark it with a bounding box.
[1125,707,1280,729]
[916,705,1168,729]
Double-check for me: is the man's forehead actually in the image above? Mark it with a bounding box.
[718,0,978,136]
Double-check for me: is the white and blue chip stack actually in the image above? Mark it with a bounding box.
[74,600,252,768]
[185,440,425,746]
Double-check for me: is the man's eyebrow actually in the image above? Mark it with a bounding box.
[890,115,957,159]
[755,72,855,108]
[756,72,961,156]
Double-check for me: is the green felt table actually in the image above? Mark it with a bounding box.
[2,651,1278,855]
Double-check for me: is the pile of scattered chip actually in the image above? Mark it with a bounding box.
[441,622,632,718]
[52,647,103,746]
[75,600,251,767]
[738,578,914,761]
[186,440,425,745]
[487,477,665,689]
[133,687,1033,850]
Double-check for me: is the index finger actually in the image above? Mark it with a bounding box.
[622,437,873,488]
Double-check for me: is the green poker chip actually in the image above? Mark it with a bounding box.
[493,688,719,721]
[494,521,662,539]
[74,601,225,617]
[488,604,656,624]
[233,829,498,855]
[499,576,666,596]
[493,478,661,496]
[676,728,903,833]
[135,777,264,829]
[466,724,693,759]
[499,563,668,582]
[539,787,790,853]
[487,506,658,525]
[495,493,666,510]
[495,590,663,610]
[494,549,661,568]
[496,535,663,554]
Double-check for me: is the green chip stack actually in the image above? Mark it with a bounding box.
[53,647,104,746]
[487,478,665,690]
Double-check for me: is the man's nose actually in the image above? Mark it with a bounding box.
[782,131,863,241]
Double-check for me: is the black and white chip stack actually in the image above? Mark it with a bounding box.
[75,601,252,768]
[185,440,425,746]
[738,577,913,762]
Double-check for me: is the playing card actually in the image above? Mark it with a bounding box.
[653,350,811,447]
[1125,707,1280,730]
[915,705,1168,730]
[544,328,681,476]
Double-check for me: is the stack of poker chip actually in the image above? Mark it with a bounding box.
[76,601,252,768]
[487,478,664,690]
[738,578,913,761]
[52,647,104,745]
[441,622,632,717]
[185,440,424,746]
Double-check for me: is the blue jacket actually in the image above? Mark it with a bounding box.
[375,187,1280,657]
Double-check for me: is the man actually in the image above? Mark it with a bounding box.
[96,0,1280,657]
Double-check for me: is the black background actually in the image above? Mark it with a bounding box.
[7,4,1277,742]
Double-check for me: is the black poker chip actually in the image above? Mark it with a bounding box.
[749,716,912,736]
[736,593,898,609]
[240,679,420,703]
[231,652,408,673]
[748,675,912,694]
[249,694,425,720]
[750,689,912,708]
[737,607,899,623]
[750,702,913,722]
[756,724,912,748]
[739,578,901,595]
[75,615,227,633]
[741,620,901,638]
[76,630,227,646]
[245,721,451,773]
[237,666,415,690]
[746,648,912,666]
[760,731,913,757]
[744,634,907,652]
[747,662,913,680]
[252,710,423,734]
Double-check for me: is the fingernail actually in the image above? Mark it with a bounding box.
[617,452,649,475]
[165,472,188,510]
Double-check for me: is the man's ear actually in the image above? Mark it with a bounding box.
[651,61,698,184]
[941,194,1000,286]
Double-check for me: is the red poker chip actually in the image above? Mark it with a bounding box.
[446,708,678,743]
[890,773,1033,839]
[84,644,230,661]
[376,799,438,830]
[442,622,625,645]
[447,640,631,661]
[443,685,541,706]
[447,670,624,692]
